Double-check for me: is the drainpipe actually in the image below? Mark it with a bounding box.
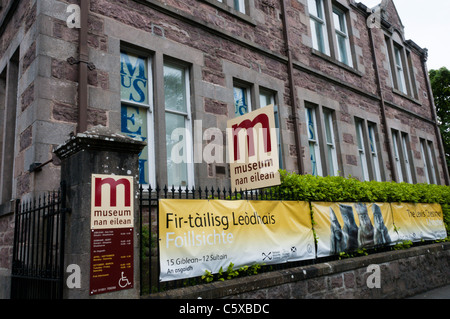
[77,0,89,133]
[421,51,450,185]
[67,0,92,133]
[280,0,304,175]
[367,26,397,182]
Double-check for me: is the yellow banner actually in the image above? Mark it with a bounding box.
[159,199,315,282]
[391,203,446,242]
[312,202,395,257]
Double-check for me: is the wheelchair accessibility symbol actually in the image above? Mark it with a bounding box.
[118,271,132,288]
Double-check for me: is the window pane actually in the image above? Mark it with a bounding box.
[308,0,323,19]
[356,120,369,181]
[306,108,322,176]
[234,0,246,14]
[324,112,333,144]
[337,34,349,65]
[392,131,404,183]
[314,20,326,53]
[427,142,437,184]
[165,112,188,187]
[324,110,338,176]
[306,108,315,141]
[259,91,273,108]
[234,86,249,117]
[368,124,381,181]
[164,64,188,113]
[309,142,318,176]
[394,47,407,94]
[120,52,149,104]
[401,134,413,183]
[121,105,149,184]
[333,11,344,32]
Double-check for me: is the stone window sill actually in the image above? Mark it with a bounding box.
[392,88,422,106]
[199,0,257,26]
[311,49,363,77]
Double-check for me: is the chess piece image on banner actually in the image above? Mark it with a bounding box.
[339,204,359,252]
[373,204,391,245]
[329,207,346,255]
[355,203,375,248]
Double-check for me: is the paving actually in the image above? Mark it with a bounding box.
[408,285,450,299]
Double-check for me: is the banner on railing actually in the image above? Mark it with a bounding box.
[159,199,315,282]
[391,203,447,242]
[312,202,396,258]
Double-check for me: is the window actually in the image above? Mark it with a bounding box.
[394,45,407,94]
[355,119,369,181]
[367,123,382,182]
[120,52,155,186]
[306,106,322,176]
[420,139,438,185]
[308,0,329,55]
[120,51,194,188]
[392,130,403,182]
[393,130,414,184]
[323,109,339,176]
[1,50,19,204]
[233,84,251,117]
[400,133,414,183]
[332,6,352,67]
[164,62,194,188]
[385,36,418,98]
[307,0,355,68]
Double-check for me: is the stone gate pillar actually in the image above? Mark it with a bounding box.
[54,126,146,299]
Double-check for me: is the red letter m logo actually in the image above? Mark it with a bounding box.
[94,177,131,207]
[232,113,272,161]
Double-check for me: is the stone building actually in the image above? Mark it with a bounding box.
[0,0,449,203]
[0,0,448,295]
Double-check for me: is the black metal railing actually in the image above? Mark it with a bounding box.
[10,182,68,299]
[138,184,316,295]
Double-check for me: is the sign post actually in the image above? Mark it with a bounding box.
[227,105,281,190]
[90,174,135,295]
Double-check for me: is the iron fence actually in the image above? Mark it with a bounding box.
[138,184,319,295]
[10,182,68,299]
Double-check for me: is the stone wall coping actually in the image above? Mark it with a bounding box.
[54,125,147,159]
[145,242,450,299]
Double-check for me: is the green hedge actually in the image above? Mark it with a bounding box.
[274,170,450,234]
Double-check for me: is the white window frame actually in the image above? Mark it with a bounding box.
[356,120,369,182]
[323,109,339,176]
[308,0,330,55]
[332,6,353,67]
[120,52,156,187]
[163,61,195,189]
[306,107,323,176]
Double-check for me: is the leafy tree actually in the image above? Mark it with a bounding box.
[429,67,450,171]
